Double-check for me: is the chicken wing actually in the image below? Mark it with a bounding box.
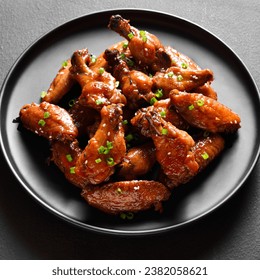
[19,101,78,141]
[81,180,171,215]
[170,91,241,133]
[108,14,171,72]
[75,104,126,184]
[131,107,199,187]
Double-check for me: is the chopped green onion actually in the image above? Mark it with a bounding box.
[197,99,204,106]
[62,60,68,67]
[126,58,134,67]
[106,141,113,150]
[43,111,50,119]
[155,89,163,98]
[120,213,127,219]
[123,41,128,49]
[106,157,114,166]
[139,30,147,42]
[120,53,126,59]
[128,32,134,39]
[95,99,104,105]
[40,91,47,98]
[120,212,134,220]
[201,152,209,160]
[38,119,46,127]
[69,166,76,174]
[122,119,128,125]
[150,97,158,105]
[161,128,168,135]
[167,71,174,78]
[188,104,195,110]
[91,55,97,63]
[98,67,105,75]
[98,145,109,155]
[125,133,134,142]
[95,158,102,163]
[68,99,75,107]
[181,62,188,69]
[66,154,73,162]
[177,75,183,81]
[160,110,166,118]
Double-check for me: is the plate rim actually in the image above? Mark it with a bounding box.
[1,8,260,236]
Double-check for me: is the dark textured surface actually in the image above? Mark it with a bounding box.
[0,0,260,260]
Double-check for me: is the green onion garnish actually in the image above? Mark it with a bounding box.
[125,133,134,142]
[98,67,105,75]
[177,75,183,81]
[69,166,76,174]
[68,99,75,107]
[106,157,114,166]
[95,99,104,105]
[116,188,123,194]
[160,110,166,118]
[40,91,47,98]
[181,62,188,69]
[91,55,97,63]
[122,119,128,125]
[128,32,134,40]
[38,119,46,127]
[43,111,50,119]
[155,89,163,98]
[139,30,147,42]
[167,71,174,78]
[150,97,158,105]
[123,41,128,49]
[161,128,168,135]
[66,154,73,162]
[95,158,102,163]
[197,99,204,106]
[62,60,68,67]
[188,104,195,110]
[201,152,209,160]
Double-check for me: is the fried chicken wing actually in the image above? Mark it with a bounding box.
[19,101,78,141]
[131,108,199,187]
[170,91,241,133]
[41,59,75,104]
[108,15,171,72]
[118,142,156,180]
[70,48,126,110]
[75,104,126,184]
[153,66,214,95]
[104,48,154,108]
[81,180,171,215]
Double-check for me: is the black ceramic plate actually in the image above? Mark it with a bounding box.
[1,9,260,235]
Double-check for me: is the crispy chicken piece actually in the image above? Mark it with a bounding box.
[19,101,78,141]
[170,91,241,133]
[70,48,126,110]
[81,180,171,215]
[165,46,218,100]
[51,140,87,188]
[75,104,126,184]
[118,142,156,180]
[42,59,75,104]
[153,66,214,95]
[108,15,171,72]
[131,108,199,187]
[104,48,154,108]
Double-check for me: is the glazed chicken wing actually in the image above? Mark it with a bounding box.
[131,107,199,187]
[81,180,171,215]
[170,91,241,133]
[108,14,171,72]
[153,66,213,95]
[75,104,126,184]
[70,48,126,110]
[19,101,78,141]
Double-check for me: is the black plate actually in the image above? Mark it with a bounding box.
[1,9,260,235]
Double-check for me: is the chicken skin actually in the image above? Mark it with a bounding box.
[170,91,241,133]
[108,14,171,72]
[19,101,78,141]
[81,180,171,215]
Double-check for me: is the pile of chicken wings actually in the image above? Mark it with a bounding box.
[19,15,241,217]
